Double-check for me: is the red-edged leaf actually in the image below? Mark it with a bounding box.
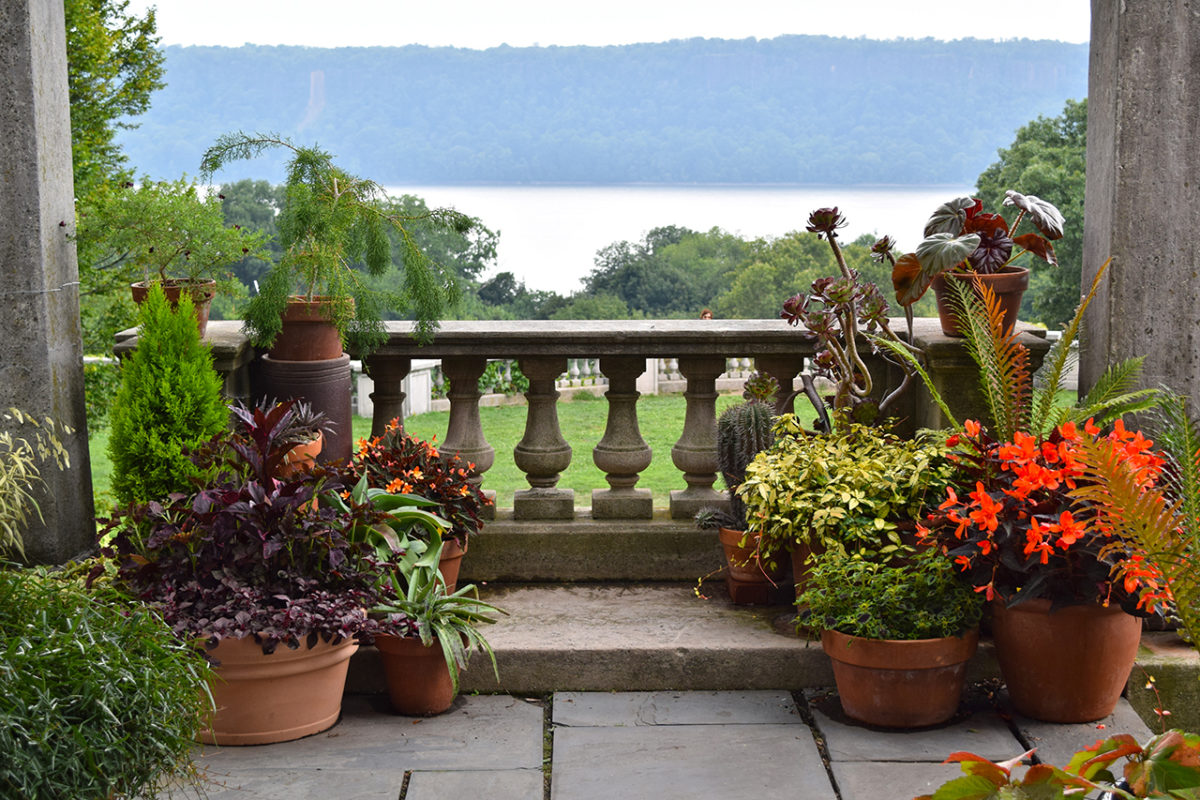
[892,252,928,306]
[963,212,1009,237]
[1066,734,1143,779]
[1003,190,1065,240]
[1013,233,1058,267]
[942,751,1017,786]
[925,197,979,237]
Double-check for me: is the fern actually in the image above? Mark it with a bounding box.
[1055,357,1159,429]
[946,278,1029,440]
[1069,407,1200,645]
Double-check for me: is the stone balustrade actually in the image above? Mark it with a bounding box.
[123,318,1052,524]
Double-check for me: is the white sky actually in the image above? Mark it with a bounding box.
[126,0,1091,49]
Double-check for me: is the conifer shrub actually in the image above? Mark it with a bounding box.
[107,283,228,505]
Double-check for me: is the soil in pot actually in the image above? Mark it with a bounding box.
[200,635,358,745]
[932,267,1029,337]
[821,628,979,728]
[375,634,457,716]
[990,598,1142,723]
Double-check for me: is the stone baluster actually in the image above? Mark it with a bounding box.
[440,356,496,517]
[363,354,411,438]
[568,357,581,386]
[753,354,807,415]
[669,356,727,519]
[513,356,574,519]
[592,357,653,519]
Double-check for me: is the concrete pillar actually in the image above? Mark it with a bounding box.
[0,1,94,563]
[513,356,573,520]
[441,356,496,516]
[592,356,653,519]
[669,356,726,519]
[1082,1,1200,412]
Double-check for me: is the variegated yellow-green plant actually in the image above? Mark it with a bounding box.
[0,408,71,557]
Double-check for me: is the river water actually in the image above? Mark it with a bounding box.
[388,184,974,295]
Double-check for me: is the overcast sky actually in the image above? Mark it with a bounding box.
[126,0,1091,49]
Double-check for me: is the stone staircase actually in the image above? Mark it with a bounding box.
[343,510,1200,736]
[345,511,1006,696]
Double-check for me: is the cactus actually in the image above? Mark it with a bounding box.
[714,399,776,529]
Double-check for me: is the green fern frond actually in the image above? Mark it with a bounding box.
[1151,393,1200,547]
[1070,431,1200,645]
[947,278,1029,440]
[1029,258,1113,434]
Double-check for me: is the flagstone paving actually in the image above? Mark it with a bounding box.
[170,689,1153,800]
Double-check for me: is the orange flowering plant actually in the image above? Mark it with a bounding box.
[353,419,491,546]
[917,417,1169,613]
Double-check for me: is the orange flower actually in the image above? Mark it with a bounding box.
[964,419,981,437]
[1052,510,1086,549]
[967,482,1001,533]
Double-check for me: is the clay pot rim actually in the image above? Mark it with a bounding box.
[821,627,980,670]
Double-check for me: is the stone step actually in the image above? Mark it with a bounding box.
[460,511,725,582]
[347,581,1003,696]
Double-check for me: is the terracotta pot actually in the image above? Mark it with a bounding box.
[277,430,324,478]
[131,279,217,338]
[375,634,456,716]
[200,634,358,745]
[269,297,345,361]
[439,537,468,593]
[790,539,826,602]
[821,628,979,728]
[718,527,782,584]
[990,599,1142,723]
[931,267,1029,337]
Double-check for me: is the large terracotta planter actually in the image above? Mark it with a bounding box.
[991,599,1142,723]
[200,634,358,745]
[439,537,468,593]
[269,297,345,361]
[375,634,456,716]
[821,628,979,728]
[131,279,217,337]
[932,266,1029,337]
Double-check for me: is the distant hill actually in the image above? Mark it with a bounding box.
[117,36,1087,186]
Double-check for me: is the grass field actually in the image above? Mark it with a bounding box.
[89,393,819,510]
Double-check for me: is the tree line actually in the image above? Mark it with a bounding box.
[117,36,1086,187]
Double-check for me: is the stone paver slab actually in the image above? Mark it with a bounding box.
[174,768,404,799]
[832,761,968,800]
[552,690,802,726]
[811,701,1021,763]
[191,694,543,773]
[405,768,543,799]
[551,724,834,800]
[1010,697,1154,769]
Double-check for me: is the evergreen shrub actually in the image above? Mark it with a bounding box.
[107,284,227,505]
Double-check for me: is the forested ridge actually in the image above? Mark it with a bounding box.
[118,35,1086,186]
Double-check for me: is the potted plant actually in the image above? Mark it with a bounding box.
[370,535,505,716]
[352,419,492,591]
[198,133,475,360]
[919,732,1200,800]
[100,400,391,745]
[106,283,229,506]
[694,371,781,603]
[889,189,1065,336]
[231,397,331,479]
[739,416,955,593]
[74,175,268,337]
[780,208,919,431]
[798,546,983,727]
[918,416,1166,723]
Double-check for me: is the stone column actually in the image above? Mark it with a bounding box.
[669,356,726,519]
[753,354,806,415]
[363,354,411,437]
[0,1,94,563]
[513,356,573,519]
[441,356,496,516]
[592,356,653,519]
[1082,1,1200,414]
